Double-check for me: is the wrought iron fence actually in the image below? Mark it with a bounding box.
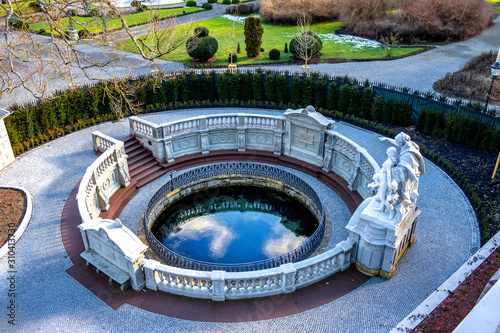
[143,162,326,272]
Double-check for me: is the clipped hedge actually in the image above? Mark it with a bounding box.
[6,71,499,157]
[5,71,497,244]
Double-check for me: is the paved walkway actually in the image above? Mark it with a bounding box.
[1,8,498,109]
[0,108,479,332]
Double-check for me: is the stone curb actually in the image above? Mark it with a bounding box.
[0,186,34,259]
[390,230,500,332]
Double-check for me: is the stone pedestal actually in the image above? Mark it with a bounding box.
[68,29,79,41]
[346,198,419,279]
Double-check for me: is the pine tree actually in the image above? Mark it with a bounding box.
[284,42,288,53]
[237,42,241,54]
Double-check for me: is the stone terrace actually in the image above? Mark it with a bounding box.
[0,108,479,332]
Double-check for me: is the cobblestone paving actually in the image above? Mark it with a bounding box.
[0,108,479,332]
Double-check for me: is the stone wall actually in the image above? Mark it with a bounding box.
[0,110,15,171]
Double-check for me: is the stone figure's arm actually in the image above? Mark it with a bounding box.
[378,136,397,146]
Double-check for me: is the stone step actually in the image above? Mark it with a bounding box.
[127,150,153,165]
[136,168,169,188]
[129,160,160,177]
[127,145,150,160]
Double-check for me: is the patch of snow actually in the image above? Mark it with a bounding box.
[221,14,261,25]
[318,33,381,48]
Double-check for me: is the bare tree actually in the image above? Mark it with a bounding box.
[290,14,321,76]
[0,0,193,114]
[224,9,239,73]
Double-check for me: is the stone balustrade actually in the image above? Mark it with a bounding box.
[76,109,392,298]
[143,239,354,301]
[129,107,380,199]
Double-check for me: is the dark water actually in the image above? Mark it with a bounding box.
[152,186,318,264]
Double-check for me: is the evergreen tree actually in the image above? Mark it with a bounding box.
[433,111,446,138]
[416,109,428,133]
[284,42,288,53]
[229,74,241,100]
[202,74,215,100]
[381,98,393,123]
[240,73,251,101]
[326,82,339,111]
[276,75,289,104]
[360,88,373,119]
[338,85,352,113]
[252,73,264,100]
[265,74,277,102]
[348,86,363,116]
[371,95,384,121]
[290,77,303,105]
[314,80,327,108]
[244,17,264,58]
[188,72,201,101]
[302,77,314,106]
[218,74,229,100]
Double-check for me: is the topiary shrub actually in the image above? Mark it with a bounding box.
[186,29,219,61]
[28,1,42,11]
[269,48,280,60]
[208,0,218,2]
[186,0,197,6]
[228,52,238,63]
[289,31,322,60]
[78,29,92,39]
[231,0,240,3]
[222,0,231,4]
[244,16,264,58]
[131,0,147,12]
[202,3,213,10]
[194,26,209,37]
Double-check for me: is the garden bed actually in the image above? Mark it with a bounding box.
[0,188,26,248]
[412,248,500,332]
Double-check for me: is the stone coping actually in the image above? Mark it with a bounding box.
[0,186,33,259]
[391,230,500,332]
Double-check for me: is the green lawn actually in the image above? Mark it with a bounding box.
[29,7,200,34]
[116,14,423,65]
[0,1,36,17]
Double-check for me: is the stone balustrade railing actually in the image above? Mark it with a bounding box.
[75,109,390,297]
[78,132,129,223]
[143,239,355,301]
[129,113,285,163]
[129,108,380,199]
[324,132,380,198]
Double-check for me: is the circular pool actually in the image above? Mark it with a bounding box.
[151,185,319,265]
[143,162,327,272]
